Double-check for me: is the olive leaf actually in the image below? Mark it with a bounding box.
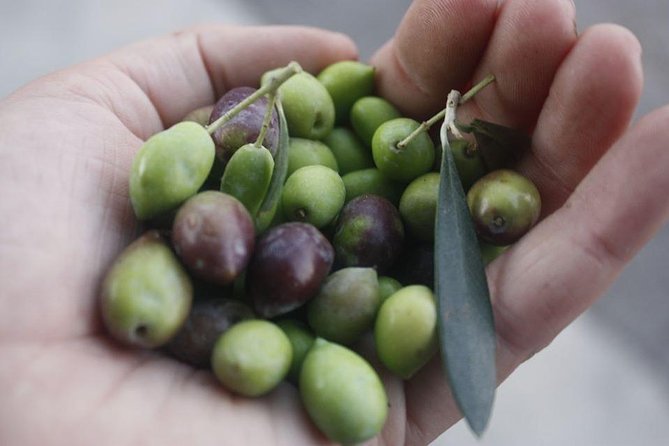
[435,115,496,436]
[460,119,531,171]
[255,98,289,233]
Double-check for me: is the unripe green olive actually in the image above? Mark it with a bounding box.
[287,137,338,176]
[300,339,388,444]
[350,96,402,147]
[399,172,440,242]
[100,231,192,348]
[282,165,346,228]
[322,127,374,175]
[372,118,435,182]
[307,267,380,345]
[374,285,438,379]
[273,71,335,140]
[317,61,375,124]
[211,320,292,397]
[129,121,215,220]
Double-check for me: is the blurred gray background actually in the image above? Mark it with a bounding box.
[1,1,668,445]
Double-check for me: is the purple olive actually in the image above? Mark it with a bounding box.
[246,222,334,318]
[332,194,404,273]
[209,86,279,166]
[166,298,255,368]
[172,191,255,285]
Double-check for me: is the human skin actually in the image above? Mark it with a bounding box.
[1,0,667,444]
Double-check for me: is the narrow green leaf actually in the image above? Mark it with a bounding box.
[463,119,531,171]
[435,119,496,435]
[255,99,289,233]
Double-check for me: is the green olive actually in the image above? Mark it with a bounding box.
[317,61,375,124]
[181,105,214,126]
[300,338,388,444]
[467,169,541,245]
[220,143,274,216]
[272,71,335,140]
[374,285,438,379]
[480,240,510,266]
[322,127,374,175]
[350,96,402,147]
[341,168,405,206]
[129,121,215,220]
[399,172,440,242]
[378,276,402,304]
[281,165,346,228]
[275,319,315,383]
[372,118,435,182]
[100,231,193,348]
[307,267,380,345]
[287,137,338,177]
[450,138,487,191]
[211,320,292,397]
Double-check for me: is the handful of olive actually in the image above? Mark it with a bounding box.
[100,59,541,444]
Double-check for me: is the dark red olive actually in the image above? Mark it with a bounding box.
[332,194,404,273]
[172,191,255,285]
[166,298,255,368]
[246,222,334,318]
[209,86,279,166]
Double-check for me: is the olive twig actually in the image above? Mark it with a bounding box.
[206,61,302,135]
[254,92,277,148]
[396,75,496,149]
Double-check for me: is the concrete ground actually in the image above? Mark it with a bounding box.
[1,1,668,445]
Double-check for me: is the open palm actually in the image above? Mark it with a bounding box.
[1,1,667,445]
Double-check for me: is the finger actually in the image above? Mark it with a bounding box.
[518,24,643,214]
[492,103,669,364]
[55,25,357,138]
[370,0,498,118]
[402,104,669,443]
[463,0,578,130]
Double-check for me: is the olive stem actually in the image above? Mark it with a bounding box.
[206,61,302,135]
[254,92,277,148]
[396,75,496,149]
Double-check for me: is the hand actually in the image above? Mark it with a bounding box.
[0,1,665,446]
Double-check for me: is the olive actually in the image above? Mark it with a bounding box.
[317,61,375,124]
[300,338,388,444]
[129,121,215,221]
[209,86,279,165]
[211,320,292,397]
[275,319,315,383]
[374,285,438,379]
[480,240,510,266]
[307,267,380,345]
[181,105,214,126]
[270,71,335,140]
[286,137,339,177]
[333,194,404,273]
[371,117,435,182]
[350,96,401,147]
[450,138,487,191]
[100,231,192,348]
[172,191,255,285]
[322,127,374,175]
[281,165,346,229]
[342,168,405,206]
[467,169,541,245]
[246,222,334,318]
[166,298,254,368]
[219,143,274,216]
[399,172,440,242]
[378,276,402,304]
